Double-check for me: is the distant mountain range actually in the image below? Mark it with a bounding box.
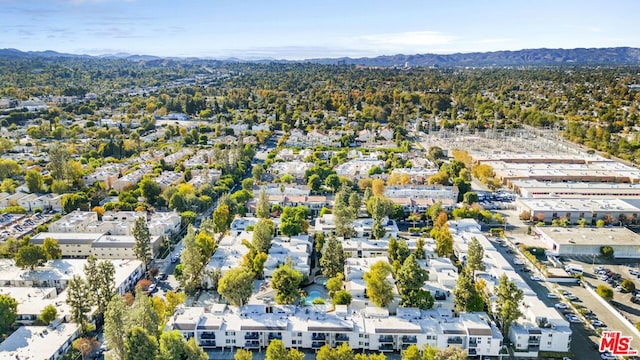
[1,47,640,67]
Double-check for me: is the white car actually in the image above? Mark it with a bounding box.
[547,293,559,299]
[530,275,542,281]
[514,258,524,265]
[554,303,569,309]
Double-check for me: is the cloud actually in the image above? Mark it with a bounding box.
[355,31,456,49]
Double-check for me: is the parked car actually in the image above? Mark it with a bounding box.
[601,351,617,360]
[530,275,542,281]
[555,303,569,310]
[547,293,559,299]
[591,320,606,327]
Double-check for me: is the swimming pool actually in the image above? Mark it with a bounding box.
[304,290,324,305]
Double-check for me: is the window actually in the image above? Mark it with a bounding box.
[297,332,302,337]
[547,341,552,346]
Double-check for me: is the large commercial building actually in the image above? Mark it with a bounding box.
[536,226,640,259]
[516,197,640,224]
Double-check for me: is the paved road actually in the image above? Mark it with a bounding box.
[493,237,602,359]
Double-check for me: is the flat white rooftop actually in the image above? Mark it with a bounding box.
[0,323,78,360]
[537,226,640,246]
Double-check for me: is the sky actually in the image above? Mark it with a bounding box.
[1,0,639,60]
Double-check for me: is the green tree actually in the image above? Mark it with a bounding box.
[242,178,254,191]
[256,187,271,219]
[279,206,309,237]
[66,275,92,333]
[495,274,523,334]
[317,342,355,360]
[61,193,88,213]
[180,226,207,295]
[308,174,322,193]
[39,304,57,325]
[252,164,264,181]
[621,279,636,293]
[333,187,356,238]
[396,255,429,307]
[600,246,614,259]
[596,284,614,301]
[252,219,274,253]
[326,273,344,296]
[265,339,305,360]
[235,349,254,360]
[157,330,208,360]
[213,204,232,233]
[25,169,44,193]
[0,294,17,337]
[432,226,453,257]
[453,268,484,313]
[124,326,158,360]
[104,295,128,360]
[139,177,162,205]
[84,257,116,315]
[364,261,394,307]
[133,217,152,266]
[466,237,485,273]
[271,264,303,304]
[218,267,254,306]
[14,243,47,270]
[324,174,341,192]
[129,290,160,337]
[42,237,62,260]
[320,234,345,279]
[415,238,426,259]
[366,195,393,221]
[401,344,421,360]
[332,289,352,305]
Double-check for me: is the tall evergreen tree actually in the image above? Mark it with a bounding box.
[66,275,92,333]
[256,187,271,219]
[133,216,152,266]
[320,234,345,279]
[495,273,524,334]
[466,237,485,273]
[104,295,128,360]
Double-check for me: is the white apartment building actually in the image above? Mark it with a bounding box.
[335,158,385,179]
[0,259,143,296]
[48,210,179,237]
[166,305,503,356]
[449,219,572,356]
[314,215,399,239]
[264,235,311,279]
[0,324,79,360]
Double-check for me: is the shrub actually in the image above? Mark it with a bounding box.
[600,246,614,259]
[596,285,614,301]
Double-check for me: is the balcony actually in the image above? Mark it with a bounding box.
[199,339,216,347]
[379,335,394,343]
[401,336,417,344]
[379,343,395,352]
[447,337,463,345]
[336,334,349,341]
[244,333,260,340]
[468,348,477,355]
[245,340,260,348]
[268,333,282,340]
[312,333,326,341]
[469,340,478,348]
[528,345,540,351]
[312,341,325,348]
[200,332,215,340]
[528,338,540,345]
